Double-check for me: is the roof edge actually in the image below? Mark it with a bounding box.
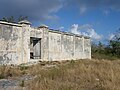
[0,21,22,27]
[49,29,90,38]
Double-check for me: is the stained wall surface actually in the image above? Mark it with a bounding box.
[48,31,91,61]
[0,21,91,65]
[0,23,22,64]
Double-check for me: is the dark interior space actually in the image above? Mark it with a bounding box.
[30,37,41,59]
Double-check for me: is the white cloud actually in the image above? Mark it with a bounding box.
[58,26,64,30]
[71,24,80,34]
[108,31,120,40]
[0,0,63,21]
[65,0,120,14]
[85,28,103,40]
[70,24,103,40]
[108,33,115,40]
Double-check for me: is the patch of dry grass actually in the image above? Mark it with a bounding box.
[26,59,120,90]
[0,59,120,90]
[0,65,23,79]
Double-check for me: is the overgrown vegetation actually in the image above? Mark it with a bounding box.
[92,30,120,60]
[27,60,120,90]
[1,60,120,90]
[0,15,28,23]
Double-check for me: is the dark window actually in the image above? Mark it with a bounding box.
[30,37,41,59]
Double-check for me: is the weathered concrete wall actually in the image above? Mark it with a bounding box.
[0,22,37,64]
[0,23,22,64]
[0,21,91,64]
[74,36,84,59]
[84,38,91,59]
[30,28,43,38]
[41,27,49,61]
[48,30,91,61]
[21,25,30,64]
[29,27,43,62]
[61,34,74,60]
[48,31,62,61]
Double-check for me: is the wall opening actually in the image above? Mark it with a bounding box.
[30,37,41,59]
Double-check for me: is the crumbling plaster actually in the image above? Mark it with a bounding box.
[0,21,91,65]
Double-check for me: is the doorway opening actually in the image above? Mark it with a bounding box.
[30,37,41,59]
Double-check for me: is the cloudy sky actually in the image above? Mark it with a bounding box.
[0,0,120,42]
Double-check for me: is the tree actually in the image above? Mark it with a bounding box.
[91,30,120,59]
[108,29,120,57]
[1,16,15,23]
[98,41,105,53]
[18,15,28,22]
[0,15,28,23]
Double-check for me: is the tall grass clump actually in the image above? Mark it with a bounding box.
[26,59,120,90]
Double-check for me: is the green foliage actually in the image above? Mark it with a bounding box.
[91,41,105,55]
[92,30,120,59]
[108,30,120,57]
[19,65,29,71]
[1,15,28,23]
[2,16,15,23]
[18,15,28,22]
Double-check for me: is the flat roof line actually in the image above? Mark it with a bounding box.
[49,29,90,38]
[0,21,22,27]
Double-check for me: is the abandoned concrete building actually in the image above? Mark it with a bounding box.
[0,20,91,65]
